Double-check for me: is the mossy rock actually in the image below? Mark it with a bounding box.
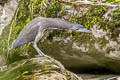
[0,56,82,80]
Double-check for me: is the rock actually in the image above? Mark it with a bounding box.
[0,0,21,35]
[39,38,120,74]
[0,56,83,80]
[79,74,120,80]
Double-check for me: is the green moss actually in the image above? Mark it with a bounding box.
[44,1,65,18]
[105,0,120,3]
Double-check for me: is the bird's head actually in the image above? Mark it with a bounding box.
[70,23,92,33]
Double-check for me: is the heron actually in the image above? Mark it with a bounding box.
[13,17,91,56]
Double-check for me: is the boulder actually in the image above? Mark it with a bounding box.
[0,56,83,80]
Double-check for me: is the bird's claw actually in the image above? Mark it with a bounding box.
[35,53,48,57]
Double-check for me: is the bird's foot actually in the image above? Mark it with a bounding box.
[35,54,48,57]
[35,52,48,57]
[35,55,42,57]
[38,52,48,56]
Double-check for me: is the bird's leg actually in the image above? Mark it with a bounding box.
[20,46,23,56]
[33,43,43,56]
[33,31,46,56]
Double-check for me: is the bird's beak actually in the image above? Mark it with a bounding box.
[76,28,92,33]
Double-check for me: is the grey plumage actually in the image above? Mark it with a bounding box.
[13,17,91,56]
